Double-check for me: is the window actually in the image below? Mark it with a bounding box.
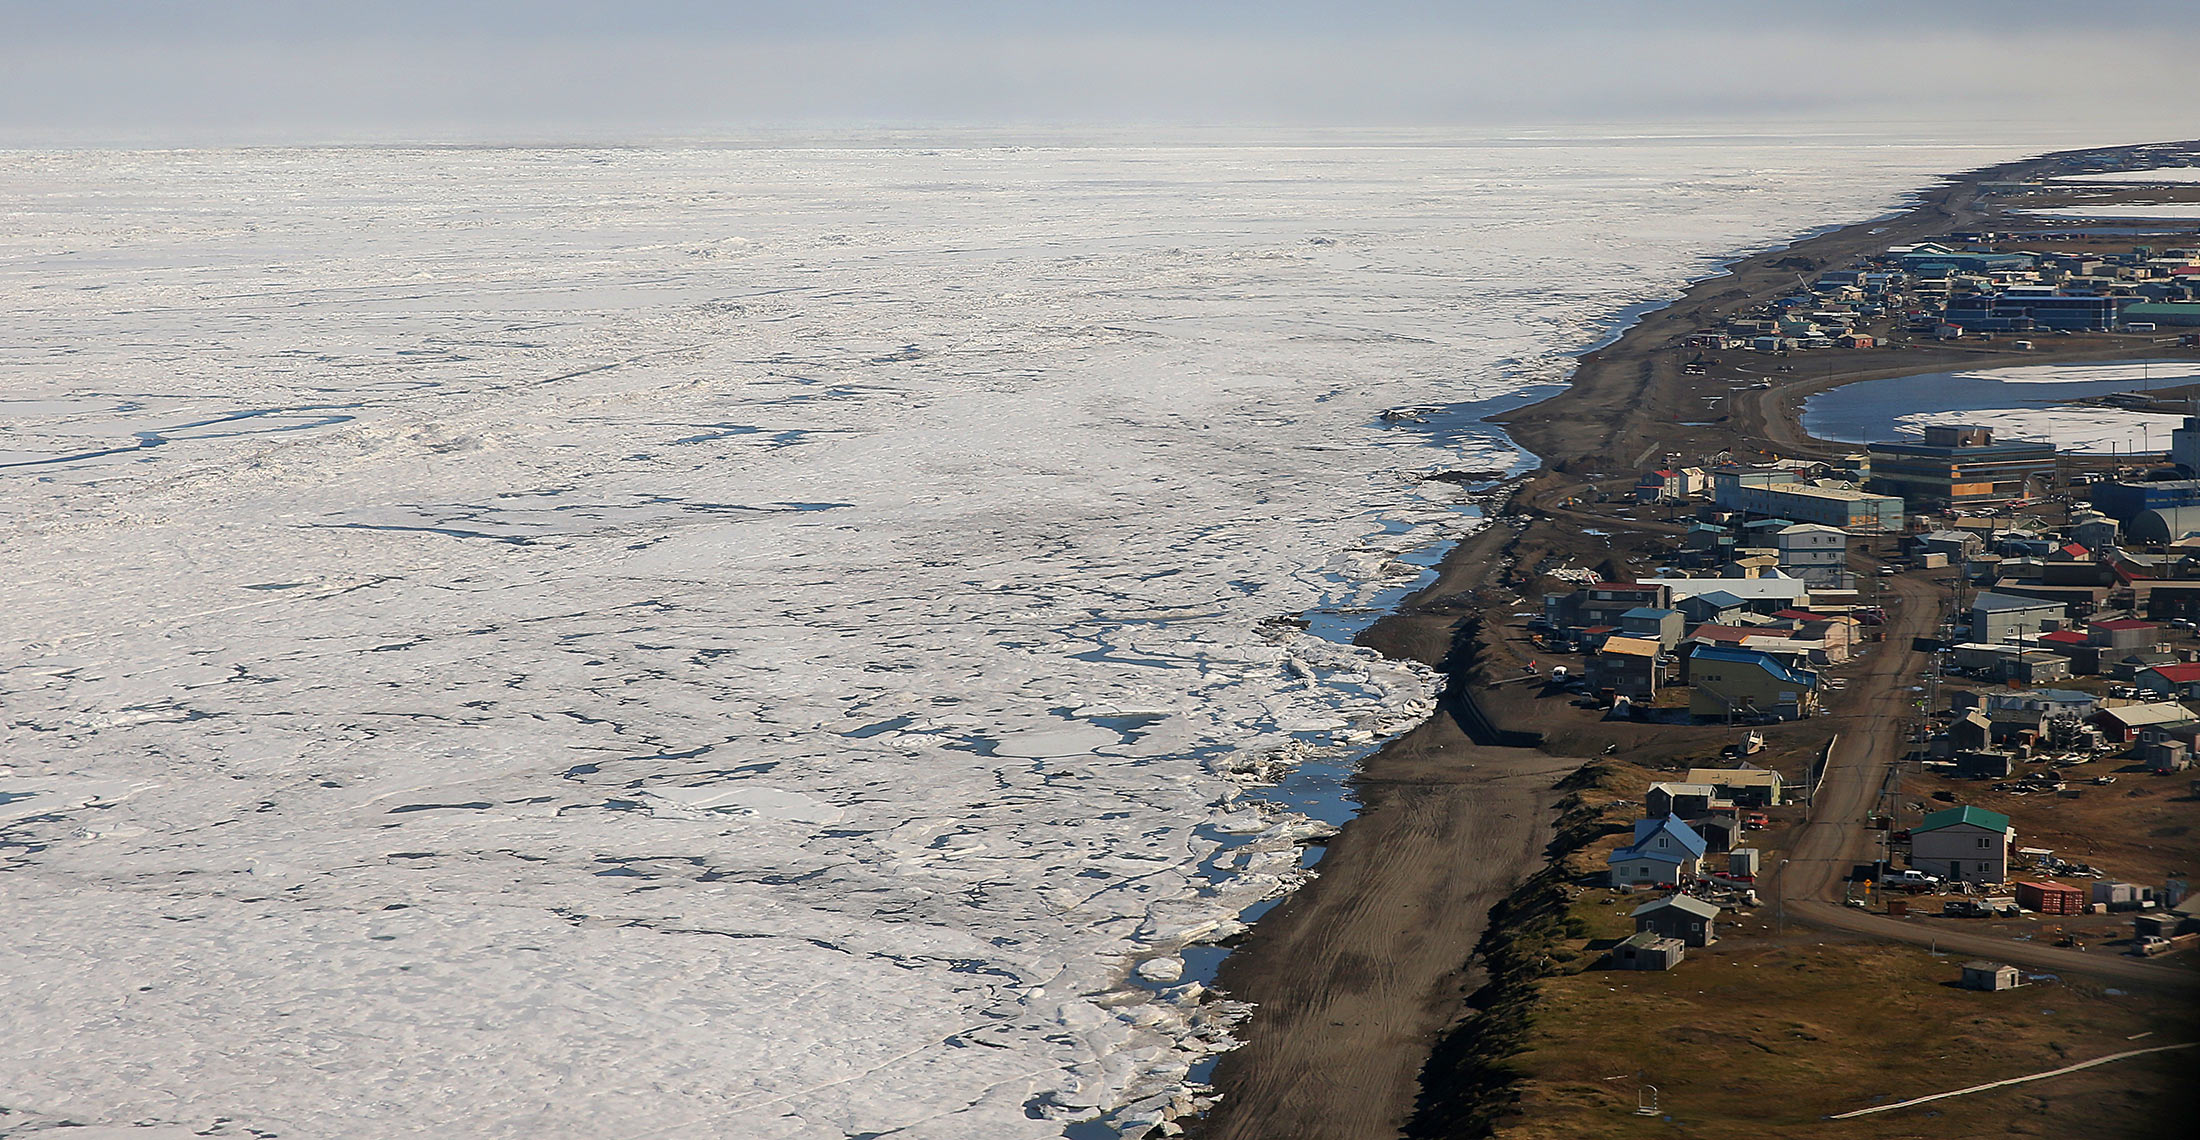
[1977,837,1990,848]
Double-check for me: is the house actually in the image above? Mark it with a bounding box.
[1683,766,1786,807]
[2092,701,2197,743]
[1607,817,1709,886]
[2072,511,2120,550]
[1954,750,2016,779]
[1908,805,2014,884]
[1635,468,1705,503]
[1792,616,1858,664]
[1687,645,1821,722]
[1588,636,1664,699]
[1981,688,2097,741]
[1947,709,1992,753]
[2137,719,2200,771]
[1631,894,1721,947]
[1677,589,1751,626]
[1687,814,1742,853]
[1960,961,2021,991]
[2036,628,2095,671]
[1545,581,1674,631]
[1971,591,2065,641]
[1645,782,1725,819]
[1984,689,2097,720]
[1914,529,1986,559]
[2136,662,2200,700]
[1774,523,1851,588]
[2009,651,2073,685]
[2087,618,2160,653]
[2014,879,2087,915]
[2107,649,2180,683]
[1619,607,1687,649]
[1640,576,1813,613]
[1610,930,1686,971]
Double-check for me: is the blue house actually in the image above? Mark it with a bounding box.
[1607,817,1709,886]
[1677,589,1750,626]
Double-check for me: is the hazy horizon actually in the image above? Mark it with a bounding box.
[5,1,2197,146]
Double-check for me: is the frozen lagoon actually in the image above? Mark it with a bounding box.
[0,137,1996,1137]
[1801,359,2200,454]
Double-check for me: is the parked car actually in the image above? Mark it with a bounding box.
[1881,870,1942,892]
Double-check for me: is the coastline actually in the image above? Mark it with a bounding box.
[1188,140,2200,1139]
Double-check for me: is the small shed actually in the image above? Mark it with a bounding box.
[2015,879,2087,915]
[1611,930,1686,971]
[1728,847,1762,878]
[1960,961,2021,991]
[1631,894,1721,947]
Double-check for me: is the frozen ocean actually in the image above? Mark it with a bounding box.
[0,134,2008,1137]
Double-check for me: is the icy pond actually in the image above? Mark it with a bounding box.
[1801,359,2200,454]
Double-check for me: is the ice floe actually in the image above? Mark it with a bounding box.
[0,135,1991,1136]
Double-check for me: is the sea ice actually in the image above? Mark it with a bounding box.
[0,134,1998,1136]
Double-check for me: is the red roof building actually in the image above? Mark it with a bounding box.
[1686,624,1767,645]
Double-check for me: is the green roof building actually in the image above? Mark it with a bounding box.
[1910,805,2014,885]
[2121,302,2200,327]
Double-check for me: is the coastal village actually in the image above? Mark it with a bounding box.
[1466,166,2200,1136]
[1195,141,2200,1140]
[1532,235,2200,945]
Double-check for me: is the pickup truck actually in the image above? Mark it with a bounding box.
[1880,870,1942,892]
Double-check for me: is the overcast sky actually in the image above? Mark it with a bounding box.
[4,1,2197,144]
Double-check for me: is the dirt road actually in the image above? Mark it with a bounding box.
[1770,574,2200,991]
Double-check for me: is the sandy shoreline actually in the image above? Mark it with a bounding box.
[1190,139,2200,1139]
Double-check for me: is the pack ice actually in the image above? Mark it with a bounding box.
[0,137,1980,1137]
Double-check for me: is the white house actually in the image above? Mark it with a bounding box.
[1908,805,2013,885]
[1606,817,1709,887]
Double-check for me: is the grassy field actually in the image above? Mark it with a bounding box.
[1489,765,2199,1139]
[1501,923,2196,1138]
